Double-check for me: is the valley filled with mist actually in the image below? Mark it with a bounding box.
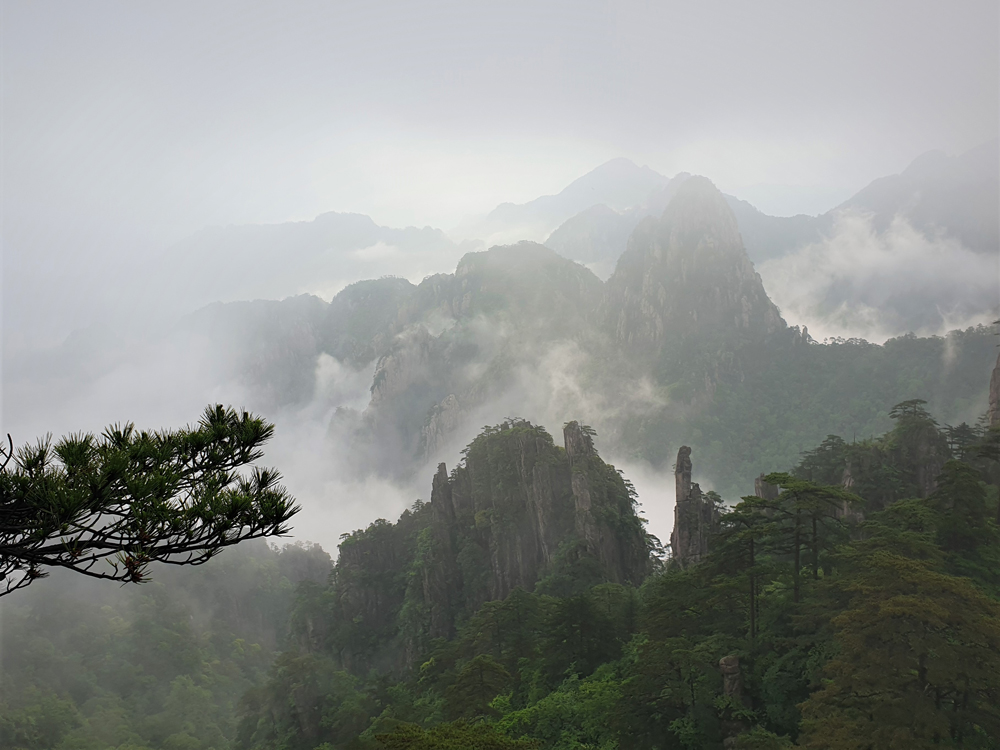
[3,3,999,749]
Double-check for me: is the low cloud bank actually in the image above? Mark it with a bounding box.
[759,210,999,343]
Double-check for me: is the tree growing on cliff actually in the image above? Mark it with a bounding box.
[0,405,298,595]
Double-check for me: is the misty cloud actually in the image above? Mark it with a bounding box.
[758,210,1000,343]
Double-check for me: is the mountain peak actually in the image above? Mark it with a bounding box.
[604,174,785,351]
[475,159,671,244]
[580,157,661,182]
[556,158,669,211]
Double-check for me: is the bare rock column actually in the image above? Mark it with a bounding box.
[990,350,1000,428]
[564,421,597,550]
[719,655,749,748]
[670,446,719,567]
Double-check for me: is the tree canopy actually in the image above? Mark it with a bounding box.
[0,405,298,595]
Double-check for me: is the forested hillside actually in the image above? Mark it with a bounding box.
[5,125,996,750]
[0,542,331,749]
[229,397,1000,749]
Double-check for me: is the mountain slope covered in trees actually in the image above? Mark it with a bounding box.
[230,397,1000,749]
[4,349,998,750]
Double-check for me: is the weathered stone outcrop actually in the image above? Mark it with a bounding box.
[719,655,750,748]
[670,446,720,567]
[603,176,785,352]
[424,463,459,639]
[990,350,1000,428]
[753,473,780,501]
[564,422,651,589]
[421,394,464,459]
[441,420,649,608]
[324,419,652,676]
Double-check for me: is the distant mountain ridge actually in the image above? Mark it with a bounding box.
[135,210,472,319]
[184,176,995,498]
[547,140,999,269]
[133,141,997,340]
[456,157,674,247]
[729,139,999,263]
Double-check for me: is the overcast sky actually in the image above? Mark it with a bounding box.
[2,0,998,341]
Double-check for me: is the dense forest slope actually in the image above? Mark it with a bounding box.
[232,392,1000,749]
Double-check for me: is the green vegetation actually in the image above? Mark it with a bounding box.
[5,403,999,748]
[635,325,996,499]
[0,405,299,595]
[231,406,998,749]
[0,541,331,750]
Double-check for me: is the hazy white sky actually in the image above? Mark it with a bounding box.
[5,1,997,229]
[2,0,998,343]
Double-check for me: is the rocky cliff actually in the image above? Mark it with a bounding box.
[316,419,653,675]
[991,350,1000,428]
[669,446,720,567]
[603,176,785,352]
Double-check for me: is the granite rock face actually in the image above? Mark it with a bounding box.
[669,446,720,567]
[991,350,1000,428]
[431,420,649,609]
[420,394,465,459]
[323,419,652,675]
[604,176,785,352]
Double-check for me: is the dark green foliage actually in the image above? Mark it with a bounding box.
[445,655,512,719]
[237,651,374,750]
[656,326,996,500]
[0,405,299,595]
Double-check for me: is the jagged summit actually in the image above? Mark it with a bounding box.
[603,176,785,350]
[319,419,653,673]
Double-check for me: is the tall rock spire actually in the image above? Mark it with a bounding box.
[990,350,1000,428]
[670,446,719,567]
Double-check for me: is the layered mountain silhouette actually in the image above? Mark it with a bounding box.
[14,144,995,501]
[729,139,999,264]
[131,141,996,339]
[455,157,674,247]
[548,140,999,269]
[183,175,995,496]
[136,211,473,317]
